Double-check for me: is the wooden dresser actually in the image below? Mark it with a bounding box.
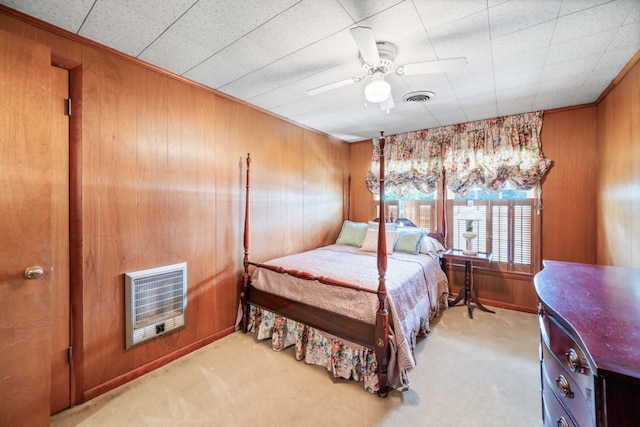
[534,260,640,427]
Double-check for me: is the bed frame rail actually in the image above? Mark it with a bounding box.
[248,288,376,348]
[249,261,377,293]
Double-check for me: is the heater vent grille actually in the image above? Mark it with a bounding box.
[124,262,187,349]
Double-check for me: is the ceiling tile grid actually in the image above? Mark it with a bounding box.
[1,0,638,142]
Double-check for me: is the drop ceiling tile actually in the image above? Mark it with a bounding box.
[397,73,453,93]
[463,103,499,122]
[541,56,599,82]
[546,30,616,65]
[160,0,282,56]
[427,93,465,112]
[559,0,614,16]
[352,0,426,44]
[533,90,584,111]
[0,0,94,32]
[139,30,213,75]
[415,0,487,30]
[301,103,370,127]
[337,0,404,22]
[248,0,353,60]
[592,44,640,78]
[578,76,611,102]
[212,37,277,81]
[429,9,491,58]
[270,97,323,120]
[388,109,440,131]
[454,79,496,99]
[496,81,539,100]
[497,97,537,117]
[491,20,555,60]
[183,53,251,89]
[458,91,498,110]
[393,32,439,66]
[624,1,640,24]
[535,76,588,110]
[610,21,640,50]
[79,0,196,57]
[488,0,561,38]
[496,82,537,114]
[492,49,546,78]
[256,89,313,114]
[430,109,466,127]
[457,39,493,65]
[494,69,543,91]
[227,31,362,100]
[447,60,494,88]
[551,0,636,45]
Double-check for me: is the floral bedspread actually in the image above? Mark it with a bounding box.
[244,244,449,393]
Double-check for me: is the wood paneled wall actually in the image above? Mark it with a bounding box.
[349,140,376,221]
[0,8,349,404]
[539,107,598,265]
[596,57,640,268]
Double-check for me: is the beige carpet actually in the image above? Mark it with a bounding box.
[51,306,541,427]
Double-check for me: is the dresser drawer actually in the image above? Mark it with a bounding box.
[540,311,594,394]
[542,380,577,427]
[547,314,592,383]
[541,341,595,427]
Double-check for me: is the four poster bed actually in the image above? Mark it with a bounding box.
[239,133,449,396]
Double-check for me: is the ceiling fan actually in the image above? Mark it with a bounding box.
[307,26,467,111]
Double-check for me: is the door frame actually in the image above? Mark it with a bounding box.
[53,53,85,407]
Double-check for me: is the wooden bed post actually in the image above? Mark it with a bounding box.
[441,168,447,245]
[241,153,251,333]
[347,173,352,221]
[375,131,390,397]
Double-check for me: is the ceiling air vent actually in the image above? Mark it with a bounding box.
[402,91,436,103]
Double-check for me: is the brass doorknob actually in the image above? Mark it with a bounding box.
[24,266,44,280]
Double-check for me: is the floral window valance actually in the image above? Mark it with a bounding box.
[443,111,551,195]
[366,111,552,197]
[365,129,446,198]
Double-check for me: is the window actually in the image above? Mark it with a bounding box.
[365,112,549,277]
[373,188,437,230]
[447,187,539,274]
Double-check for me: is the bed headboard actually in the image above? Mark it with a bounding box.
[373,217,446,247]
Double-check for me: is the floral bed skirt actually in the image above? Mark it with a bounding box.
[246,305,434,393]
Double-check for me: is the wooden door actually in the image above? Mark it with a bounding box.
[50,65,71,415]
[0,30,53,426]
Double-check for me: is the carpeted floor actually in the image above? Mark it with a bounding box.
[51,306,541,427]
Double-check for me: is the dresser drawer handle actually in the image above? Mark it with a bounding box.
[555,375,574,398]
[565,348,580,372]
[556,416,569,427]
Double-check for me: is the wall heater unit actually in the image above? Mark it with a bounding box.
[124,262,187,349]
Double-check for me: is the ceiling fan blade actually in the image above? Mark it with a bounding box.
[307,77,359,96]
[350,26,380,64]
[380,95,395,111]
[398,57,467,75]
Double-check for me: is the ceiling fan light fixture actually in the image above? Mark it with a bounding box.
[364,75,391,103]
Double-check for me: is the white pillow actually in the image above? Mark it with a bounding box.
[360,229,397,253]
[420,236,446,257]
[367,221,397,231]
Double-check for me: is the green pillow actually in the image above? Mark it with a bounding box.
[335,220,368,247]
[394,228,426,254]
